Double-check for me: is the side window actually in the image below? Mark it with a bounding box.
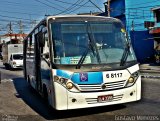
[42,30,49,59]
[26,32,35,60]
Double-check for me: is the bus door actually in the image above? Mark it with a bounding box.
[34,32,43,92]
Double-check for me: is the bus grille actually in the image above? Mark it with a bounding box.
[78,80,126,92]
[86,94,123,104]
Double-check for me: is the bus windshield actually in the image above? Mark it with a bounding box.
[51,21,136,66]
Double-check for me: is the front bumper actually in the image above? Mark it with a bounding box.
[53,76,141,110]
[12,64,23,68]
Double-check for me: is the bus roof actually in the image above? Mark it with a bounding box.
[24,15,122,40]
[46,15,121,23]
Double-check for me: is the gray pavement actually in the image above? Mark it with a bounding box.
[140,63,160,78]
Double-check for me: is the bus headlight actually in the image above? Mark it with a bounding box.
[128,77,134,83]
[59,78,66,84]
[54,76,67,84]
[125,71,139,87]
[66,82,73,89]
[13,61,16,65]
[54,76,80,92]
[54,76,59,81]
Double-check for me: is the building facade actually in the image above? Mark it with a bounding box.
[103,0,160,63]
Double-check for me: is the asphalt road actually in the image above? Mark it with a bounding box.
[0,61,160,121]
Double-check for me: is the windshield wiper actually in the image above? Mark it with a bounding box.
[76,34,95,69]
[76,24,102,69]
[120,42,130,66]
[76,23,101,69]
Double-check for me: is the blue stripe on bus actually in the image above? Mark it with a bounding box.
[56,70,71,78]
[56,70,103,84]
[71,72,103,84]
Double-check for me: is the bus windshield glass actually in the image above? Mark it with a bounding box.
[51,21,136,66]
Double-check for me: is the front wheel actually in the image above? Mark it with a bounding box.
[42,85,53,111]
[43,86,49,104]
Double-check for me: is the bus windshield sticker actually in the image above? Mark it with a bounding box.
[60,56,91,64]
[80,73,88,82]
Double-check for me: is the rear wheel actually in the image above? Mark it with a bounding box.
[27,75,34,91]
[27,75,31,85]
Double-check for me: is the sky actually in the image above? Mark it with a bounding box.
[0,0,106,35]
[0,0,160,35]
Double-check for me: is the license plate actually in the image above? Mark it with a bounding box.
[98,94,113,102]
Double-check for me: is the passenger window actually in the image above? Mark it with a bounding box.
[42,32,49,59]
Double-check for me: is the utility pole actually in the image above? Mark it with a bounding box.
[104,0,111,17]
[107,0,111,17]
[18,20,23,34]
[8,22,13,40]
[8,22,13,34]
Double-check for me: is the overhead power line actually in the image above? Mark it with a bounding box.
[66,0,90,14]
[88,0,104,12]
[34,0,64,12]
[0,0,47,8]
[0,14,36,21]
[44,0,66,9]
[64,0,86,14]
[55,0,84,15]
[52,0,94,7]
[0,9,42,16]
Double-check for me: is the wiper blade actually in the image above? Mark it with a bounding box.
[120,42,130,66]
[76,36,95,69]
[76,23,101,69]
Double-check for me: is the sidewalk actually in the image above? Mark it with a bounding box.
[140,63,160,78]
[140,63,160,71]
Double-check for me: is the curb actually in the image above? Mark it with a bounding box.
[141,75,160,78]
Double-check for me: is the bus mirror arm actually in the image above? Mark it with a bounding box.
[45,52,49,59]
[41,54,50,67]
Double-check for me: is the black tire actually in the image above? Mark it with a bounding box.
[43,85,53,111]
[27,75,34,91]
[43,86,48,103]
[5,64,10,70]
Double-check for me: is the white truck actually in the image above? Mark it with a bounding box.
[2,44,23,70]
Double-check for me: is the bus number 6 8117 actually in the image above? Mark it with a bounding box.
[106,73,122,78]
